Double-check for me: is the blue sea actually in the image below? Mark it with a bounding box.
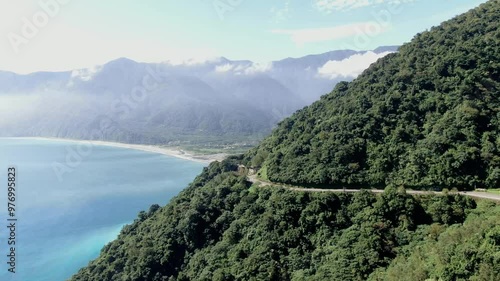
[0,138,205,281]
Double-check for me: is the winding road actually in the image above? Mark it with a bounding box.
[247,175,500,202]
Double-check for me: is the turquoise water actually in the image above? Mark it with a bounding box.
[0,139,205,281]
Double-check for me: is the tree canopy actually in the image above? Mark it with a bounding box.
[72,158,498,281]
[247,0,500,190]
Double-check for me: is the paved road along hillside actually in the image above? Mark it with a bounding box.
[247,175,500,202]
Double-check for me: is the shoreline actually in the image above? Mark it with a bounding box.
[2,137,227,164]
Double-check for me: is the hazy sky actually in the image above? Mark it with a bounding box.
[0,0,487,73]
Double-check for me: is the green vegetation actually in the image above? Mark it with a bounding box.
[118,132,263,153]
[72,159,499,281]
[71,1,500,280]
[179,143,256,156]
[247,0,500,190]
[371,201,500,281]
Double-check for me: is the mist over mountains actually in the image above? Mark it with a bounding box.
[0,46,397,146]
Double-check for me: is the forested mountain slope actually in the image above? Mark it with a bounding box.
[247,0,500,190]
[70,158,499,281]
[70,1,500,281]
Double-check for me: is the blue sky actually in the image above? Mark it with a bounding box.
[0,0,488,73]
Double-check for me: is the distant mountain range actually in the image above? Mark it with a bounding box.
[0,46,398,146]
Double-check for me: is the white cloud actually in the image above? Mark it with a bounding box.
[271,22,387,45]
[165,56,222,66]
[317,51,393,79]
[314,0,415,13]
[244,62,273,75]
[215,63,235,73]
[70,65,103,82]
[214,62,272,75]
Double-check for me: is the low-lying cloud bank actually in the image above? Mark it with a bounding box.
[317,51,394,79]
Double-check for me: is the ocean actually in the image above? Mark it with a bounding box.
[0,138,205,281]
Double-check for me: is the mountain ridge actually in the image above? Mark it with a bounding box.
[246,1,500,190]
[0,46,399,76]
[0,46,397,147]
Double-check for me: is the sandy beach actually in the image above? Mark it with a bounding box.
[4,137,227,164]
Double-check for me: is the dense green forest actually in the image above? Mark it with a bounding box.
[71,1,500,280]
[247,0,500,190]
[71,158,499,281]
